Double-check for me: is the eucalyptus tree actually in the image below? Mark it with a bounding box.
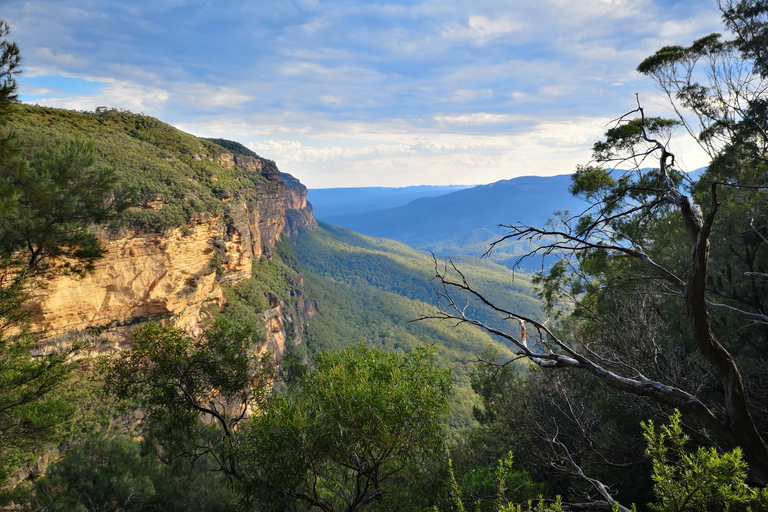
[425,0,768,492]
[0,20,121,488]
[237,344,451,512]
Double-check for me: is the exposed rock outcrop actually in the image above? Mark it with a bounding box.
[28,158,316,357]
[283,172,318,234]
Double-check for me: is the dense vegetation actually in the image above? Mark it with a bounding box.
[291,221,538,433]
[314,175,589,272]
[7,104,276,232]
[5,2,768,511]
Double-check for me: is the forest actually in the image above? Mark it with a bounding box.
[3,1,768,511]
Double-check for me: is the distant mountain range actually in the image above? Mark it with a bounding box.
[308,184,470,219]
[310,174,589,271]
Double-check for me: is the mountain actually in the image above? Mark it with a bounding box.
[308,184,470,218]
[291,221,540,433]
[316,174,589,270]
[7,103,544,443]
[8,104,315,353]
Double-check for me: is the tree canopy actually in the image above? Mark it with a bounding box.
[425,0,768,501]
[0,20,121,489]
[237,343,451,512]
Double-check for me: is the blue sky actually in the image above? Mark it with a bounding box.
[5,0,722,187]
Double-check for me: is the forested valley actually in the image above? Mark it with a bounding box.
[4,2,768,511]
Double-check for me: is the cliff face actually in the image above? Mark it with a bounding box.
[283,173,318,234]
[29,154,316,356]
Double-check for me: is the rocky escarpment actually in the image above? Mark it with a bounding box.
[29,150,316,357]
[284,172,318,234]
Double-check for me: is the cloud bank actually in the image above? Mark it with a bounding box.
[6,0,721,187]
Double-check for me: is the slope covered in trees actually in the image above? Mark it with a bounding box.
[313,175,589,271]
[7,104,279,232]
[8,3,768,510]
[291,221,537,433]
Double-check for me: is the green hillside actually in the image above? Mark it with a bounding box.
[292,222,542,434]
[314,175,589,271]
[295,222,542,321]
[8,104,277,232]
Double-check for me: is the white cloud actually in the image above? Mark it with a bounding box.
[320,95,342,106]
[216,114,639,187]
[171,83,253,109]
[545,0,647,23]
[300,18,329,33]
[434,112,526,125]
[450,88,494,102]
[21,85,57,96]
[278,61,334,77]
[441,15,523,46]
[510,91,530,100]
[107,64,160,81]
[538,85,573,97]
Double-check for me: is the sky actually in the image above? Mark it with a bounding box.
[5,0,724,188]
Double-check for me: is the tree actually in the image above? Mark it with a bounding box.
[34,436,167,512]
[0,21,121,488]
[103,319,275,480]
[0,137,120,280]
[444,454,567,512]
[643,410,768,512]
[32,435,239,512]
[237,344,451,512]
[462,351,656,509]
[425,0,768,488]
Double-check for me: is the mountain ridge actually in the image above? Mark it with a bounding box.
[314,174,587,270]
[9,104,316,354]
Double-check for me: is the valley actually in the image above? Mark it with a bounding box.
[4,4,768,508]
[310,175,589,271]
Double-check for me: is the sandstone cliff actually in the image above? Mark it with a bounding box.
[284,172,318,234]
[25,139,315,357]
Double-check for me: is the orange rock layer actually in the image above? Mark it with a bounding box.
[29,170,315,356]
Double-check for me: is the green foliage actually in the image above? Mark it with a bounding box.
[34,436,165,512]
[0,334,75,485]
[7,104,277,232]
[32,435,237,512]
[723,1,768,77]
[238,344,451,511]
[419,228,548,270]
[0,138,121,276]
[591,117,680,162]
[103,318,275,474]
[637,34,726,75]
[570,165,616,201]
[297,223,540,322]
[293,223,529,436]
[643,411,768,512]
[0,21,20,115]
[442,454,565,512]
[460,349,660,508]
[206,137,262,160]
